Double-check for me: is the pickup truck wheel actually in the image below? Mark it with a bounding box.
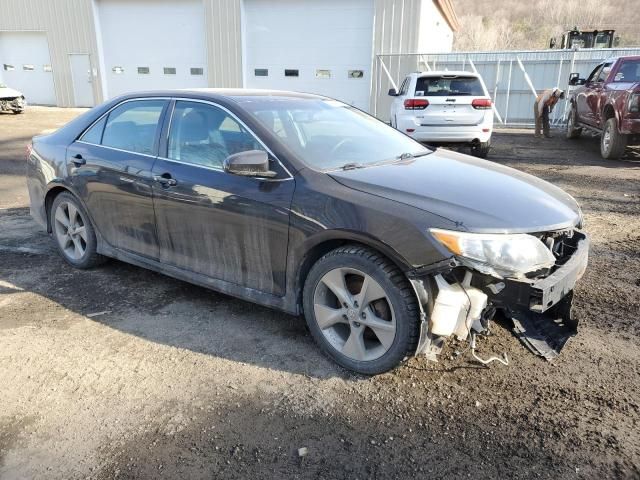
[601,117,627,160]
[566,106,582,139]
[302,245,420,375]
[470,141,490,159]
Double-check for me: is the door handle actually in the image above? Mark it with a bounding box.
[153,174,177,187]
[71,153,86,166]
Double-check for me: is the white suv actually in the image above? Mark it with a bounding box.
[389,71,493,158]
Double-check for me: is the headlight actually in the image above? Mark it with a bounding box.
[430,228,556,279]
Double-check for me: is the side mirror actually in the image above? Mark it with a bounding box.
[223,150,277,178]
[568,73,585,86]
[388,88,398,96]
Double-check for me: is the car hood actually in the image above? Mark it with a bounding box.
[328,148,581,233]
[0,86,23,99]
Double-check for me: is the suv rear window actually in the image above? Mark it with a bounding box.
[414,76,484,97]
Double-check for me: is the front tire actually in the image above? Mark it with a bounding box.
[50,192,106,269]
[302,245,420,375]
[601,117,627,160]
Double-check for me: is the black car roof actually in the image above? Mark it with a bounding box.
[115,88,329,103]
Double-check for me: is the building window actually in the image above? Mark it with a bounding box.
[43,64,52,72]
[254,68,268,77]
[190,67,203,76]
[164,67,176,75]
[348,70,364,79]
[23,64,35,71]
[137,67,150,74]
[284,69,299,77]
[112,66,124,74]
[3,64,15,71]
[315,69,331,79]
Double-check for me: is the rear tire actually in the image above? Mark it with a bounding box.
[50,192,106,269]
[601,117,627,160]
[470,141,490,158]
[566,105,582,139]
[302,245,420,375]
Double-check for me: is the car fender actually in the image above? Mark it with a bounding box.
[43,181,106,250]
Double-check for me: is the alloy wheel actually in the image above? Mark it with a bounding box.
[313,267,396,362]
[54,201,88,261]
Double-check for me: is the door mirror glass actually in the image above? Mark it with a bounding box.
[223,150,276,178]
[568,73,586,86]
[388,88,398,96]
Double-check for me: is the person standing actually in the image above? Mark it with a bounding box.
[534,88,565,138]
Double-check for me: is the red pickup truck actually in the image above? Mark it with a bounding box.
[566,56,640,159]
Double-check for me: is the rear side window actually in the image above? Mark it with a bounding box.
[80,116,106,144]
[101,100,166,155]
[414,76,484,96]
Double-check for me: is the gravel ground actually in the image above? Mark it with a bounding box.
[0,107,639,479]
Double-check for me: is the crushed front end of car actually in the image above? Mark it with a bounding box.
[410,227,589,363]
[0,95,26,113]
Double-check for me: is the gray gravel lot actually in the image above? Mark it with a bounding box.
[0,107,639,479]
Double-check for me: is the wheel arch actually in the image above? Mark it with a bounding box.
[602,103,618,125]
[293,230,413,312]
[44,184,92,235]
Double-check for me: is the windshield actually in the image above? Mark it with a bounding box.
[415,76,484,97]
[240,98,429,171]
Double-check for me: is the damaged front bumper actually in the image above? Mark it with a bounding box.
[0,96,25,112]
[411,230,589,362]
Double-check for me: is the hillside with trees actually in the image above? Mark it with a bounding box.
[451,0,640,51]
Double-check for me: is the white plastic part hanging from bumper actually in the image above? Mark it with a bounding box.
[430,272,509,367]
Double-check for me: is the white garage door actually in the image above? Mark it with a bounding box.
[97,0,207,98]
[0,32,56,105]
[244,0,374,111]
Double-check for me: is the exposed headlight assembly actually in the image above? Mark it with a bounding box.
[430,228,556,279]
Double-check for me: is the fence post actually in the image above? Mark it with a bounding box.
[468,58,504,124]
[504,60,513,125]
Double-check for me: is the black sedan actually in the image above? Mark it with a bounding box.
[26,90,589,374]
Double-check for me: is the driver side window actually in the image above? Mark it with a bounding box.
[596,63,612,83]
[168,101,265,170]
[587,64,603,83]
[399,77,410,96]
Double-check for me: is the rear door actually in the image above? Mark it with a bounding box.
[412,75,488,126]
[151,99,294,296]
[68,98,168,259]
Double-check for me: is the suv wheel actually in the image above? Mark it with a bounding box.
[470,141,490,159]
[601,117,627,160]
[566,105,582,139]
[303,245,420,375]
[51,192,106,269]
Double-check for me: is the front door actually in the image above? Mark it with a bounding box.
[151,100,294,296]
[69,54,95,107]
[68,98,168,259]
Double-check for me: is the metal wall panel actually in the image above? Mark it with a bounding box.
[204,0,243,88]
[0,0,102,107]
[370,0,423,112]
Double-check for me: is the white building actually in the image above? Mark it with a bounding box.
[0,0,459,112]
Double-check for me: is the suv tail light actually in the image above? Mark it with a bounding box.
[628,93,640,113]
[472,98,492,110]
[404,99,429,110]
